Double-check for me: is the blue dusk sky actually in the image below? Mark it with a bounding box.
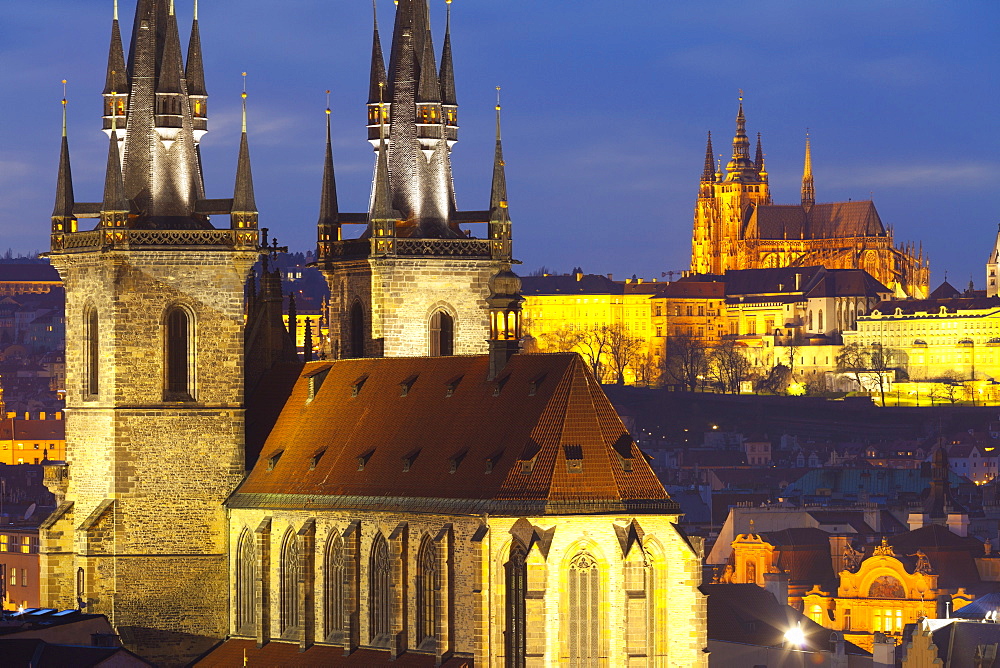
[1,1,997,286]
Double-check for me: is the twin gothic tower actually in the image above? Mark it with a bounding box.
[40,0,519,661]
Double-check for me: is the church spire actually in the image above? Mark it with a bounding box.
[801,131,815,209]
[701,131,714,183]
[489,87,512,261]
[231,80,258,229]
[103,1,128,136]
[317,98,340,255]
[101,112,131,228]
[52,91,77,234]
[725,92,758,183]
[754,132,764,171]
[440,0,457,106]
[368,95,397,252]
[987,223,1000,298]
[186,0,208,140]
[368,0,387,106]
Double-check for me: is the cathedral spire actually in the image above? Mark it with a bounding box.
[801,131,815,209]
[754,132,764,171]
[725,92,757,183]
[231,81,258,229]
[440,0,457,106]
[489,87,512,261]
[317,98,340,252]
[102,122,131,226]
[701,131,714,183]
[104,0,128,96]
[52,91,76,224]
[186,0,207,98]
[368,0,388,105]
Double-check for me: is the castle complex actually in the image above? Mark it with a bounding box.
[690,100,930,300]
[38,2,707,665]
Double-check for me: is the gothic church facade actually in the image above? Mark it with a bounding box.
[690,100,929,299]
[39,2,707,666]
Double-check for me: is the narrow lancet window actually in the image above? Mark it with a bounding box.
[350,301,365,359]
[417,537,439,648]
[430,310,454,357]
[165,307,193,400]
[280,530,299,636]
[325,533,345,640]
[505,542,527,668]
[568,552,601,666]
[236,530,257,634]
[370,533,391,644]
[86,308,99,395]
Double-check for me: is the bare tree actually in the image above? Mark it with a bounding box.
[868,344,899,406]
[710,340,753,394]
[606,323,646,385]
[755,363,791,395]
[664,334,708,392]
[836,342,869,392]
[538,325,584,353]
[631,351,661,388]
[578,325,612,382]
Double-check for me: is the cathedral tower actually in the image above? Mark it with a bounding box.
[690,97,771,275]
[317,0,515,359]
[988,224,1000,298]
[41,1,259,662]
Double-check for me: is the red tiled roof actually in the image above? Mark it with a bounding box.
[232,353,674,515]
[0,418,64,441]
[194,639,473,667]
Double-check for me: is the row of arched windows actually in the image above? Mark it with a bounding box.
[82,305,194,400]
[236,527,444,648]
[345,301,454,359]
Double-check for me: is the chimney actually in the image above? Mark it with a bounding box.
[871,632,896,667]
[947,512,969,537]
[607,273,613,280]
[763,571,789,605]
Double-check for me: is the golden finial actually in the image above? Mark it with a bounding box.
[325,89,331,115]
[446,0,452,4]
[241,72,248,133]
[113,0,118,21]
[61,80,68,137]
[738,88,743,102]
[193,0,199,21]
[495,85,501,111]
[169,0,175,16]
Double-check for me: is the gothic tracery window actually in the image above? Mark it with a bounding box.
[568,552,601,667]
[280,529,299,636]
[416,537,439,648]
[236,529,257,634]
[324,533,344,640]
[505,542,527,668]
[369,533,391,644]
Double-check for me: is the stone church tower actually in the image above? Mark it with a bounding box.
[41,0,259,662]
[316,0,514,360]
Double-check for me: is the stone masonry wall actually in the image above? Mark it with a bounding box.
[324,256,497,359]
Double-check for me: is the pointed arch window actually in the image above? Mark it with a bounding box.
[350,301,365,359]
[236,530,257,634]
[85,307,99,396]
[417,537,439,649]
[324,533,345,641]
[505,541,527,668]
[624,553,653,658]
[164,306,194,400]
[369,533,391,644]
[430,310,454,357]
[568,552,601,666]
[280,529,299,636]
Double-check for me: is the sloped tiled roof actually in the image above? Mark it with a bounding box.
[870,296,1000,316]
[749,201,885,240]
[231,353,675,515]
[0,418,65,441]
[520,273,620,296]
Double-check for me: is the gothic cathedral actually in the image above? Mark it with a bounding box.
[690,99,930,299]
[40,2,707,666]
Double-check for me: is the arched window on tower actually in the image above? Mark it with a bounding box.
[430,310,454,357]
[819,309,824,332]
[369,533,391,645]
[280,529,299,637]
[85,307,99,396]
[567,552,601,666]
[236,530,257,634]
[505,541,527,668]
[164,306,194,400]
[416,537,439,649]
[350,301,365,359]
[324,533,345,641]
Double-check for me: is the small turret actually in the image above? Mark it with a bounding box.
[101,127,131,229]
[367,0,389,144]
[52,92,78,246]
[987,223,1000,298]
[368,111,398,254]
[701,131,715,183]
[487,266,523,380]
[154,0,186,147]
[801,131,815,209]
[489,88,512,261]
[231,84,258,231]
[186,0,208,141]
[103,0,128,137]
[317,101,340,259]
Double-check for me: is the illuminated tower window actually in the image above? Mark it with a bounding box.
[164,306,194,400]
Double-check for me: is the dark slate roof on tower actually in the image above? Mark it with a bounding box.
[439,3,456,105]
[231,353,675,515]
[317,111,339,227]
[102,131,130,212]
[155,8,184,94]
[368,0,388,104]
[52,117,75,219]
[185,13,207,97]
[103,13,128,95]
[232,107,256,213]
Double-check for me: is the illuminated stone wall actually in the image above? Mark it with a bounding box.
[227,509,708,666]
[40,246,256,663]
[324,257,495,359]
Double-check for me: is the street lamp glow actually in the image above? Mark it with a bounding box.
[784,622,805,647]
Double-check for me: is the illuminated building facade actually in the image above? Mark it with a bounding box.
[846,296,1000,381]
[691,101,929,299]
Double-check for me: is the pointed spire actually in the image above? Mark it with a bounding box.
[368,0,388,104]
[371,129,395,222]
[156,1,185,95]
[701,131,714,182]
[490,88,509,221]
[303,318,314,362]
[103,128,130,215]
[185,0,207,97]
[416,25,441,103]
[233,78,257,214]
[725,90,757,183]
[52,89,76,220]
[440,0,457,105]
[104,1,128,97]
[317,97,340,231]
[754,132,764,171]
[801,130,815,208]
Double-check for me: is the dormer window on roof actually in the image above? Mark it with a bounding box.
[267,450,283,471]
[351,374,369,398]
[357,448,374,471]
[445,375,463,397]
[485,449,503,475]
[402,448,420,472]
[309,449,326,471]
[448,449,467,474]
[399,374,418,397]
[564,445,583,474]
